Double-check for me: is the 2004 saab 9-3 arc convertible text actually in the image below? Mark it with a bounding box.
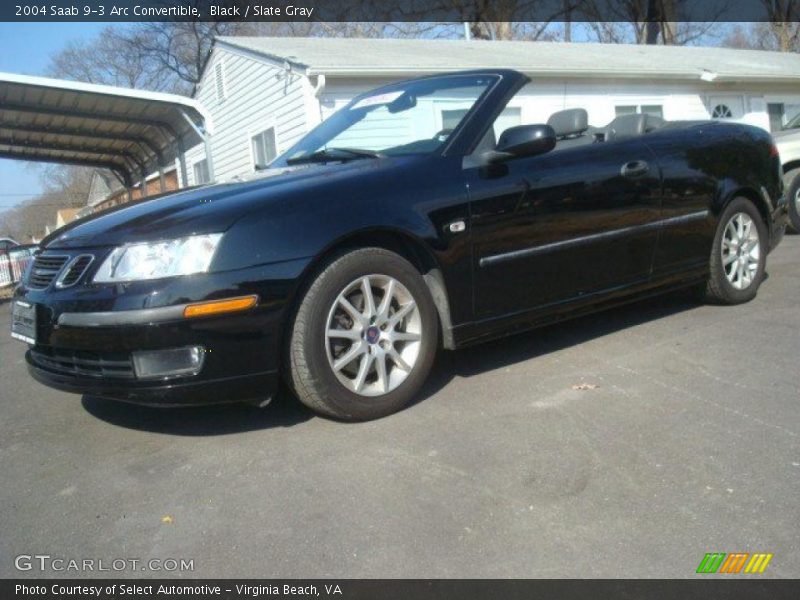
[11,70,788,421]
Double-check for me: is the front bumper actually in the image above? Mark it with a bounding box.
[14,257,310,406]
[26,358,278,407]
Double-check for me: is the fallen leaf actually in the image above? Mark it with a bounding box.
[571,383,599,391]
[161,515,174,524]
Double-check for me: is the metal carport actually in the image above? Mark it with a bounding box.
[0,72,214,200]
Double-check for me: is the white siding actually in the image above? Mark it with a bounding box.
[183,47,312,185]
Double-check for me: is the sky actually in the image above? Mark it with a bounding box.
[0,23,109,214]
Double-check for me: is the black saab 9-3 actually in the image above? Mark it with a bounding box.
[12,69,788,420]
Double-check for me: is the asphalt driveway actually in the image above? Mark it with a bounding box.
[1,237,798,579]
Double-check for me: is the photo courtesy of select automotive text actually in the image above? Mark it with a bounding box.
[1,0,799,597]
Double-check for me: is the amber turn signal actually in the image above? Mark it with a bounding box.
[183,295,258,318]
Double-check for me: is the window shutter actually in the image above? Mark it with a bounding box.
[214,61,226,103]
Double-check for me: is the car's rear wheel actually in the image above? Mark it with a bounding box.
[786,170,800,233]
[289,248,438,421]
[703,197,767,305]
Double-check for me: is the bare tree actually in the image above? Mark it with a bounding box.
[0,168,91,242]
[250,21,450,40]
[722,0,800,54]
[723,20,800,52]
[38,165,94,201]
[46,25,178,92]
[578,0,729,45]
[438,0,581,40]
[121,21,249,94]
[756,0,800,51]
[724,0,800,52]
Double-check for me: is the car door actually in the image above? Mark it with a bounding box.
[465,138,662,319]
[641,127,721,278]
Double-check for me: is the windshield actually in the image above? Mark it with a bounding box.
[784,111,800,130]
[274,74,497,165]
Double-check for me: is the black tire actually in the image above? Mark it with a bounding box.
[786,170,800,233]
[703,197,768,305]
[289,248,438,421]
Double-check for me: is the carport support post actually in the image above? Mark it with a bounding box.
[109,168,133,205]
[179,108,214,182]
[203,134,215,182]
[176,137,188,188]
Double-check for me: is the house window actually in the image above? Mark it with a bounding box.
[193,159,210,184]
[785,107,800,130]
[640,105,663,118]
[441,108,469,131]
[252,128,277,170]
[767,103,785,132]
[441,106,521,138]
[712,104,733,119]
[493,106,522,138]
[615,104,663,119]
[214,61,226,103]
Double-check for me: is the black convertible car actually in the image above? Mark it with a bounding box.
[11,69,788,420]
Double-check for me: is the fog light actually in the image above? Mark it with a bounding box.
[132,346,205,380]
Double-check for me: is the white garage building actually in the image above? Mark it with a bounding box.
[182,36,800,186]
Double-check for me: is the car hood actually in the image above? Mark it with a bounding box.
[43,161,384,249]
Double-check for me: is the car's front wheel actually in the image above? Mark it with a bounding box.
[703,197,767,304]
[289,248,438,421]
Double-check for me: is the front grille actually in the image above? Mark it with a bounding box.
[56,255,94,287]
[27,255,68,289]
[30,347,135,379]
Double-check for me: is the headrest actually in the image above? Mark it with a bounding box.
[547,108,589,138]
[605,114,647,142]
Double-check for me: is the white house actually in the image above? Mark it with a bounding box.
[182,36,800,186]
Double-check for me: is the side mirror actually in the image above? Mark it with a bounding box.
[487,124,557,163]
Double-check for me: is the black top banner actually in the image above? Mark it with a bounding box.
[2,0,798,23]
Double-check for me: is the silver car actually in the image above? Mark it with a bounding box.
[774,112,800,232]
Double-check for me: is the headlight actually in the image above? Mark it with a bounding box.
[93,234,222,283]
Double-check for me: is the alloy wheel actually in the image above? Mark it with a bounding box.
[721,212,761,290]
[325,274,422,396]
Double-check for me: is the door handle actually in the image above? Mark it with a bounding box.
[620,160,650,178]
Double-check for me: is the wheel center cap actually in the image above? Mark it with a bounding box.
[365,326,381,344]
